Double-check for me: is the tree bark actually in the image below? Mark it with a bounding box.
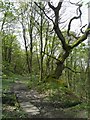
[28,16,33,74]
[22,23,31,73]
[8,38,13,63]
[53,51,71,79]
[40,9,43,81]
[54,61,64,79]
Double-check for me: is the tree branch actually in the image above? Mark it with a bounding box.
[71,23,90,49]
[64,66,81,73]
[42,51,60,61]
[1,12,7,31]
[35,1,70,51]
[67,3,82,36]
[48,1,70,51]
[48,2,56,11]
[48,2,63,26]
[34,2,54,24]
[80,24,87,34]
[69,33,80,40]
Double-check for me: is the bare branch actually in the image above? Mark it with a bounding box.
[34,2,70,51]
[42,51,60,62]
[69,0,83,5]
[48,2,56,11]
[80,24,87,34]
[48,2,63,26]
[64,66,81,73]
[34,2,54,24]
[48,2,71,51]
[68,33,80,40]
[67,3,82,36]
[1,12,7,31]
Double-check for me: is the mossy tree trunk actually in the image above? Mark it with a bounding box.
[53,51,71,79]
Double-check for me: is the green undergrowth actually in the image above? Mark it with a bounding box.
[2,74,30,90]
[2,74,29,118]
[28,77,85,109]
[63,102,88,118]
[28,79,88,117]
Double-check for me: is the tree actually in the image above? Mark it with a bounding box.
[2,31,26,75]
[35,1,90,79]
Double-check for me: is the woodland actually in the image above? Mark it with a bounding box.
[1,0,90,118]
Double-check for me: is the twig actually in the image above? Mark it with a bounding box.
[64,66,81,73]
[67,2,82,36]
[34,2,54,24]
[42,51,60,61]
[80,24,87,34]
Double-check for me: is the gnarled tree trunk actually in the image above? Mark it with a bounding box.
[35,1,90,80]
[53,51,71,79]
[54,61,64,79]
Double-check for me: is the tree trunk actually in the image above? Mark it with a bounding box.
[28,2,33,75]
[54,61,64,79]
[8,39,13,63]
[50,34,55,73]
[22,24,31,73]
[52,51,71,79]
[28,21,33,74]
[8,47,12,63]
[40,8,43,81]
[46,57,50,75]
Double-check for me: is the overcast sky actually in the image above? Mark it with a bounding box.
[2,0,89,48]
[45,0,88,32]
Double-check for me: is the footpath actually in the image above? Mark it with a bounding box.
[10,81,88,118]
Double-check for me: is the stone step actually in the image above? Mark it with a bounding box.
[20,102,40,116]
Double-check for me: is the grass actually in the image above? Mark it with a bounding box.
[2,74,29,118]
[2,78,14,91]
[2,74,30,90]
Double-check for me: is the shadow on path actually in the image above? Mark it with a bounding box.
[10,81,88,118]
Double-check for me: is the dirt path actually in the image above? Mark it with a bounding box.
[10,81,88,118]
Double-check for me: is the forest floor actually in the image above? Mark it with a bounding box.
[2,76,88,118]
[11,81,70,118]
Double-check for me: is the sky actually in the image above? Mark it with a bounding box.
[1,0,89,48]
[8,0,90,5]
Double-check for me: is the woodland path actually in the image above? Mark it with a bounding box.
[10,80,88,118]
